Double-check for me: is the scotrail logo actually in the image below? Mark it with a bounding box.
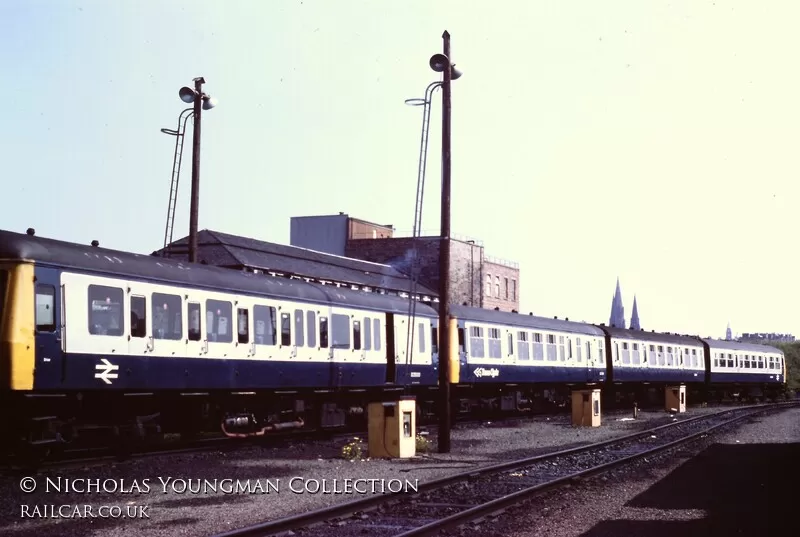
[473,367,500,378]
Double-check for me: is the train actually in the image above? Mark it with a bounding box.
[0,228,787,452]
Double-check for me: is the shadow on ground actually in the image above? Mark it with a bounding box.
[578,441,800,536]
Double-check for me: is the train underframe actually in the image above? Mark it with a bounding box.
[2,380,788,459]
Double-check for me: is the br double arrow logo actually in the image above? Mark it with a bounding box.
[94,358,119,385]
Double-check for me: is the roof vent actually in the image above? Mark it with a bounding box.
[565,317,569,321]
[462,301,468,306]
[529,312,533,316]
[511,309,518,313]
[26,228,35,236]
[91,240,99,247]
[554,316,558,319]
[494,307,500,311]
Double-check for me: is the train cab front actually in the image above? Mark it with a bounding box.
[0,262,62,456]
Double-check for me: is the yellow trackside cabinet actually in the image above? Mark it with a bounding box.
[571,389,602,427]
[665,385,686,413]
[367,396,416,459]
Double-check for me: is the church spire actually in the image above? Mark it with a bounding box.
[608,278,626,328]
[630,295,641,330]
[726,322,732,341]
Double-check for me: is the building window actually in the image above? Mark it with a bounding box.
[512,279,517,301]
[485,274,492,296]
[504,278,509,299]
[495,276,500,298]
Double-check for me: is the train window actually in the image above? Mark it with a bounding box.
[152,293,182,340]
[35,284,56,332]
[517,332,530,360]
[546,334,557,361]
[88,285,124,336]
[508,332,513,355]
[307,311,317,348]
[488,328,501,358]
[237,308,249,344]
[533,334,544,360]
[373,318,381,351]
[253,305,276,346]
[585,341,591,361]
[727,354,734,368]
[469,326,485,358]
[281,312,292,346]
[294,310,304,347]
[188,302,201,341]
[632,344,640,365]
[567,338,572,360]
[363,317,372,351]
[457,327,465,352]
[331,313,350,349]
[431,326,438,355]
[622,342,628,350]
[417,322,425,353]
[130,295,147,338]
[597,345,604,365]
[575,337,582,362]
[353,320,362,351]
[319,316,329,348]
[206,299,232,343]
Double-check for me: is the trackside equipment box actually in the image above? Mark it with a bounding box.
[367,397,416,458]
[571,389,602,427]
[665,385,687,413]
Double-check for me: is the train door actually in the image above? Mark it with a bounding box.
[411,318,432,366]
[505,329,516,365]
[126,284,151,356]
[185,296,205,357]
[33,267,63,388]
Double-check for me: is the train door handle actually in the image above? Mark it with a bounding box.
[249,342,256,356]
[202,340,209,354]
[146,337,154,352]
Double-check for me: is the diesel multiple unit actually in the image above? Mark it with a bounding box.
[0,229,786,450]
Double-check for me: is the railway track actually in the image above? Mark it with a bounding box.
[209,401,798,537]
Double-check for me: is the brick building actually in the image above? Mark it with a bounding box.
[290,213,520,312]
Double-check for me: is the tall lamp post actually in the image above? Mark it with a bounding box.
[177,77,217,263]
[429,31,462,454]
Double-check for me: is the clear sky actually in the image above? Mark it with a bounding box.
[2,1,798,340]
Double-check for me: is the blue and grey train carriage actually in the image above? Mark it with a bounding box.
[0,228,441,446]
[448,305,607,409]
[599,326,706,385]
[701,337,785,401]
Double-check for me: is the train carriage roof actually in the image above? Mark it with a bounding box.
[701,338,784,355]
[0,229,438,317]
[601,326,702,346]
[449,304,605,336]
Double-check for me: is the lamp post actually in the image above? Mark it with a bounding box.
[429,31,462,454]
[177,77,217,263]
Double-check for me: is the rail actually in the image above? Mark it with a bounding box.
[209,401,797,537]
